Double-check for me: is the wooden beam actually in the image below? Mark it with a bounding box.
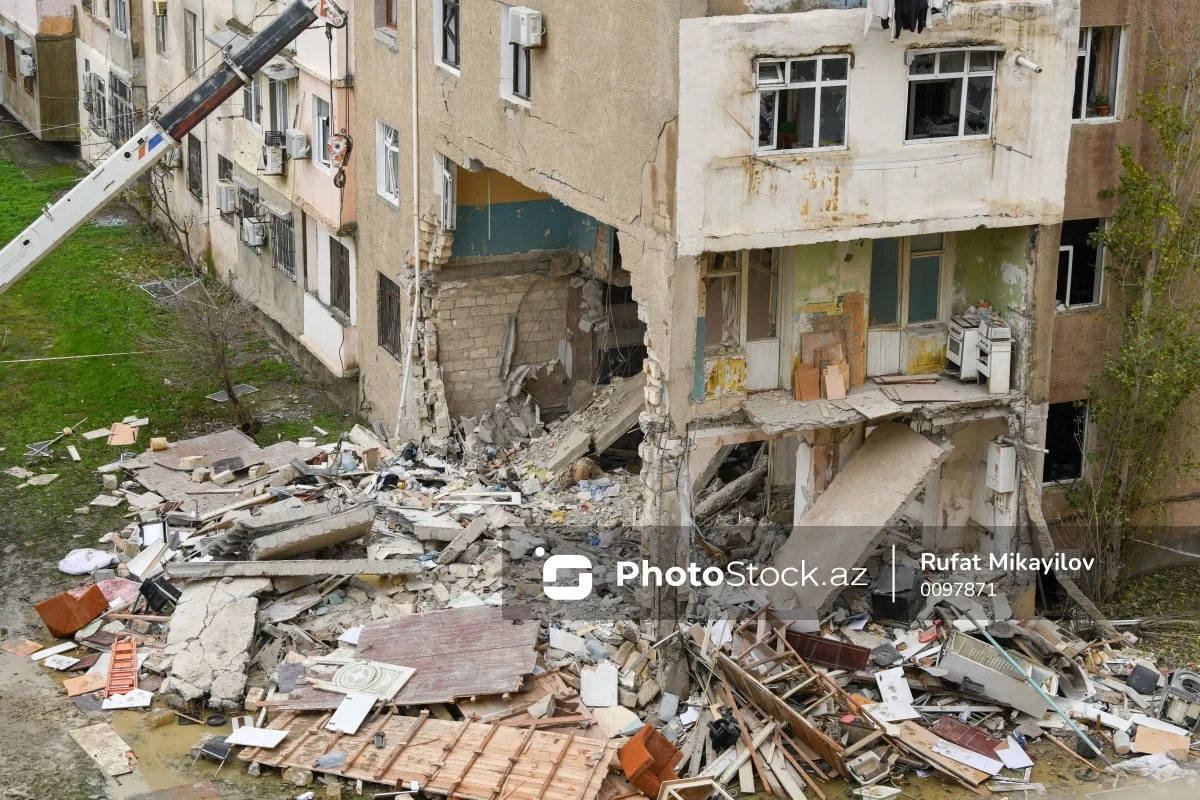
[532,733,574,800]
[491,724,539,799]
[721,680,773,796]
[445,723,499,795]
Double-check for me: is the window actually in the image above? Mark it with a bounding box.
[110,75,135,143]
[184,11,200,73]
[500,5,530,102]
[154,11,169,56]
[703,253,741,350]
[268,78,289,134]
[437,0,460,70]
[384,0,398,30]
[376,121,400,204]
[82,0,92,12]
[906,49,996,140]
[243,74,263,128]
[755,56,849,152]
[1043,401,1088,484]
[92,76,107,135]
[113,0,128,35]
[186,134,203,200]
[1057,219,1104,309]
[1074,27,1121,120]
[312,95,331,169]
[23,73,33,96]
[868,234,943,327]
[5,38,14,79]
[438,155,456,230]
[82,62,93,111]
[330,237,351,316]
[238,185,259,218]
[378,273,404,358]
[217,156,234,223]
[271,212,296,279]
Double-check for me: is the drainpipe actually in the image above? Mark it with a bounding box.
[396,0,421,440]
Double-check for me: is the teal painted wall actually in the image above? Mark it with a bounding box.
[451,199,599,259]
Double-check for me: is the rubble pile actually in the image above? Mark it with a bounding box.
[5,401,1200,798]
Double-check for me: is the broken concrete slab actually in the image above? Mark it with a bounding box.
[437,516,489,565]
[592,372,648,454]
[68,723,135,776]
[770,423,951,611]
[165,559,421,579]
[159,578,270,710]
[235,497,322,536]
[538,430,593,476]
[249,503,376,560]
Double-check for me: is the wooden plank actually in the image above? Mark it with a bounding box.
[895,722,989,786]
[721,681,772,796]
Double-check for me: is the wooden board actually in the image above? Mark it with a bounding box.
[242,712,617,800]
[841,292,866,388]
[107,423,137,446]
[895,721,990,786]
[801,329,846,368]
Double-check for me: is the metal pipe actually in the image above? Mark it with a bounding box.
[1015,55,1043,74]
[396,0,422,438]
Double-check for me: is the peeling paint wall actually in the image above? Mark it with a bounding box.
[952,226,1028,318]
[677,1,1079,255]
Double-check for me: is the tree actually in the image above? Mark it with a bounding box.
[144,162,201,275]
[138,276,261,430]
[1071,1,1200,599]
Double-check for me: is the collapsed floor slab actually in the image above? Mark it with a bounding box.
[159,577,270,710]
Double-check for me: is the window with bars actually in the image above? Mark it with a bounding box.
[271,212,296,279]
[110,74,135,144]
[186,134,203,200]
[378,274,404,359]
[438,0,460,70]
[330,237,351,317]
[92,76,107,135]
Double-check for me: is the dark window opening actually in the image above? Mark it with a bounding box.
[186,134,203,200]
[1043,401,1087,483]
[330,238,351,316]
[441,0,460,68]
[378,274,404,359]
[602,283,635,306]
[1057,219,1103,308]
[3,39,13,80]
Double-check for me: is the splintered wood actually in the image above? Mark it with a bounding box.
[241,712,618,800]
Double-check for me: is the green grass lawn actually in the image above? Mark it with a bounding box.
[0,151,349,552]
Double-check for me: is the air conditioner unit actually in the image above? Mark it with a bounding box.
[508,7,544,47]
[18,54,35,77]
[285,128,309,159]
[152,0,167,15]
[160,148,181,169]
[241,216,268,247]
[216,180,237,214]
[260,145,285,176]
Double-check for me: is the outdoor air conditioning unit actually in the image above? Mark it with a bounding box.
[18,54,35,77]
[260,145,285,176]
[216,180,237,214]
[241,216,268,247]
[160,148,181,170]
[508,7,544,47]
[152,0,167,15]
[285,128,309,159]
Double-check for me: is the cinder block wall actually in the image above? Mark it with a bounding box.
[433,272,570,417]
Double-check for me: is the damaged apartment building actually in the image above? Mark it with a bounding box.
[347,0,1083,611]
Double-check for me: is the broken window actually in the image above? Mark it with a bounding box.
[186,134,203,200]
[330,237,351,317]
[1074,27,1121,120]
[1057,219,1104,309]
[271,211,296,280]
[755,55,849,152]
[906,49,996,140]
[1043,401,1088,484]
[377,121,400,205]
[378,273,404,359]
[703,253,741,350]
[438,0,460,70]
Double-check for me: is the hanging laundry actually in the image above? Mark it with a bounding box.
[893,0,930,38]
[864,0,894,39]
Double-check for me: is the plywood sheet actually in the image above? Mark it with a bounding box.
[69,723,134,776]
[895,721,990,786]
[241,712,617,800]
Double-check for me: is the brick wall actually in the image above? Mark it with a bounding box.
[433,271,570,417]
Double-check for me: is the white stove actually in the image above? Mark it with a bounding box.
[976,318,1012,394]
[947,315,980,380]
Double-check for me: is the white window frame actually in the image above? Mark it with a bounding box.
[1057,220,1105,310]
[183,10,200,74]
[312,95,331,171]
[905,48,998,142]
[434,0,461,75]
[243,74,263,129]
[268,78,289,133]
[438,154,456,230]
[1074,27,1123,122]
[754,55,850,154]
[499,4,530,106]
[376,121,400,206]
[91,75,107,134]
[112,0,128,36]
[868,235,947,330]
